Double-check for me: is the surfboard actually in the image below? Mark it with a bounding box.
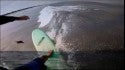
[32,28,70,70]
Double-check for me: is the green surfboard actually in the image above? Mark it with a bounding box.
[32,29,70,70]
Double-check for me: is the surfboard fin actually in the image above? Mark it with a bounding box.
[37,37,45,46]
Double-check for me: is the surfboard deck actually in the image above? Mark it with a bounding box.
[32,29,70,70]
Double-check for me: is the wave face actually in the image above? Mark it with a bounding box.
[38,1,124,69]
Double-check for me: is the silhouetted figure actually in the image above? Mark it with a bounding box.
[0,51,53,70]
[0,66,8,70]
[0,15,29,25]
[14,50,53,70]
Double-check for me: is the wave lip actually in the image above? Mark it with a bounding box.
[38,6,87,28]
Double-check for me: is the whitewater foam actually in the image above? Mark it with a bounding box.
[38,6,86,28]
